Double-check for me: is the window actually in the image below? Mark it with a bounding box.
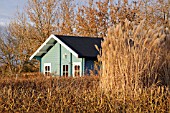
[63,65,68,77]
[44,63,51,75]
[73,62,81,77]
[74,65,80,77]
[45,66,50,75]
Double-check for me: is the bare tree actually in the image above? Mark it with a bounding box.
[57,0,76,35]
[75,0,99,37]
[0,31,19,75]
[26,0,59,43]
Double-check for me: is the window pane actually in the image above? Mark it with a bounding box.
[45,66,47,71]
[66,72,68,77]
[48,66,50,71]
[63,65,65,71]
[66,65,68,71]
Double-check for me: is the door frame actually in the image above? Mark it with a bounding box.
[72,62,81,77]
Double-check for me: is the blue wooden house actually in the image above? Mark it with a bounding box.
[29,34,102,77]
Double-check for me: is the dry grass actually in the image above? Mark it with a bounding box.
[100,19,170,90]
[0,75,169,112]
[98,19,170,112]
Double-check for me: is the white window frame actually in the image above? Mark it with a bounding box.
[44,63,51,75]
[73,62,81,77]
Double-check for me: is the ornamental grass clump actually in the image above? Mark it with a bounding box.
[98,19,170,112]
[100,19,170,91]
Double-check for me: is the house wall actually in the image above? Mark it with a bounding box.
[41,43,60,75]
[84,58,96,75]
[41,42,85,76]
[60,44,85,76]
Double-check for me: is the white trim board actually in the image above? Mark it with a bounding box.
[53,35,79,58]
[29,34,79,60]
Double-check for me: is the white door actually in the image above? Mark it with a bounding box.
[44,63,51,75]
[73,62,81,77]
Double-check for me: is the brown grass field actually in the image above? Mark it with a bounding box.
[0,75,169,113]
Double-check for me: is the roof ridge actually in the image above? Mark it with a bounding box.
[55,34,103,39]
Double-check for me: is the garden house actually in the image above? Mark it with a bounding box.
[29,34,102,77]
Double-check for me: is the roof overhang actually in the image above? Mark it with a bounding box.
[29,34,79,60]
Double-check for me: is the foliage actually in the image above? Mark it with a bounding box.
[0,76,169,112]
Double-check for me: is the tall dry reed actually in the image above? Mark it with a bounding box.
[99,19,170,95]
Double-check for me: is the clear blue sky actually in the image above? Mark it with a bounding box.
[0,0,27,26]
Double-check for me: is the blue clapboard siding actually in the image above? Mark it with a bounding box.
[41,42,60,75]
[61,45,85,76]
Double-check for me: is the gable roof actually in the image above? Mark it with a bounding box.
[55,35,103,58]
[29,34,103,60]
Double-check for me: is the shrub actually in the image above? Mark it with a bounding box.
[0,76,169,112]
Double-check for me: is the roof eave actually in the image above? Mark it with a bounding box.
[29,34,54,60]
[29,34,79,60]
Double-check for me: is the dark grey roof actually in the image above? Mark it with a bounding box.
[55,35,103,58]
